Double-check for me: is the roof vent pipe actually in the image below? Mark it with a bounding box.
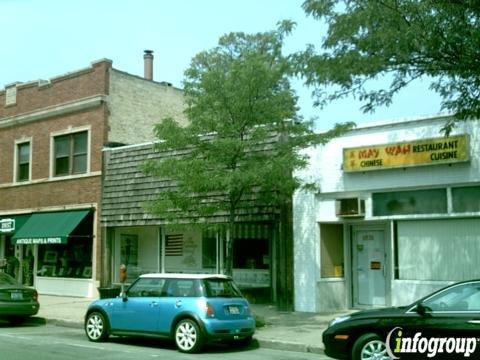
[143,50,154,80]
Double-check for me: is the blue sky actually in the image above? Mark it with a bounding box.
[0,0,443,130]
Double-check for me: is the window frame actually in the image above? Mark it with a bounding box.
[13,138,32,183]
[50,126,91,179]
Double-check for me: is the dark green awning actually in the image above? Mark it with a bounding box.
[0,214,30,235]
[11,210,90,245]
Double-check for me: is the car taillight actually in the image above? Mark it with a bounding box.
[205,302,215,318]
[32,290,38,301]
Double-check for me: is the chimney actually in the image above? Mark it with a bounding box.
[143,50,154,80]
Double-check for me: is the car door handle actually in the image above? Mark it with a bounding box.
[150,301,159,307]
[175,300,183,308]
[468,320,480,324]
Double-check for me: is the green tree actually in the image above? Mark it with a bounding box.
[143,23,351,275]
[296,0,480,132]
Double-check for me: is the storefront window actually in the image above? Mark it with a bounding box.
[320,224,344,278]
[202,234,216,269]
[452,186,480,213]
[113,227,160,283]
[373,189,447,216]
[395,219,480,281]
[37,237,92,278]
[233,238,269,269]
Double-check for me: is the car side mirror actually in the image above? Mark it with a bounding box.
[415,303,430,316]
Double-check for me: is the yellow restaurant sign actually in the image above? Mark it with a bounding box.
[343,135,469,172]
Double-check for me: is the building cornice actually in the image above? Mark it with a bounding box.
[0,95,106,129]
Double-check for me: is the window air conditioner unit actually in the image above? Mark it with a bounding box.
[335,198,365,218]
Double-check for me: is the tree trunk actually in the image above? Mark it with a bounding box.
[224,210,235,276]
[276,198,294,311]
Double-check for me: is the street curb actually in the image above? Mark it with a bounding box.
[47,319,84,329]
[256,338,325,355]
[33,317,83,329]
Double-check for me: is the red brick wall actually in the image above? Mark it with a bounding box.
[0,177,101,211]
[0,60,111,284]
[0,60,111,118]
[0,107,106,184]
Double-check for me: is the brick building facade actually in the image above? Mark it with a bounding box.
[0,54,185,297]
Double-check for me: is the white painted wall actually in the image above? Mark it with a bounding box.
[293,115,480,312]
[36,277,97,298]
[164,227,203,272]
[293,189,320,312]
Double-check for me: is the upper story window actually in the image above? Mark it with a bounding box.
[16,141,31,182]
[53,131,88,177]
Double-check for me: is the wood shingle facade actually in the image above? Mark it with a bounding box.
[101,142,294,308]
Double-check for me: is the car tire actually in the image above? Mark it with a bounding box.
[85,311,109,342]
[352,333,389,360]
[174,319,204,353]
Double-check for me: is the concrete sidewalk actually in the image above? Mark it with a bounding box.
[34,295,353,354]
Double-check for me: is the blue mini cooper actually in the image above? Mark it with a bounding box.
[84,273,255,353]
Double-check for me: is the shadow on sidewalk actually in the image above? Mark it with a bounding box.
[108,335,259,354]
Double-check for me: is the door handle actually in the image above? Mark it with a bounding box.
[468,320,480,324]
[175,300,183,308]
[150,301,159,307]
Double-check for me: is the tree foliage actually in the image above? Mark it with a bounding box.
[296,0,480,130]
[143,23,352,274]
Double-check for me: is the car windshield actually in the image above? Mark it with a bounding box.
[203,278,243,298]
[0,272,18,286]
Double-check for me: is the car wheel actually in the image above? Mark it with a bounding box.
[174,319,204,353]
[352,333,389,360]
[85,311,109,342]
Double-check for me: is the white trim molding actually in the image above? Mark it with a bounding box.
[0,171,102,189]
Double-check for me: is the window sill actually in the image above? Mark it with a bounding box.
[318,277,345,282]
[49,172,98,182]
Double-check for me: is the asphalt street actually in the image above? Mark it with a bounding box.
[0,322,332,360]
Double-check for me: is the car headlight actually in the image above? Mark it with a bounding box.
[329,315,351,327]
